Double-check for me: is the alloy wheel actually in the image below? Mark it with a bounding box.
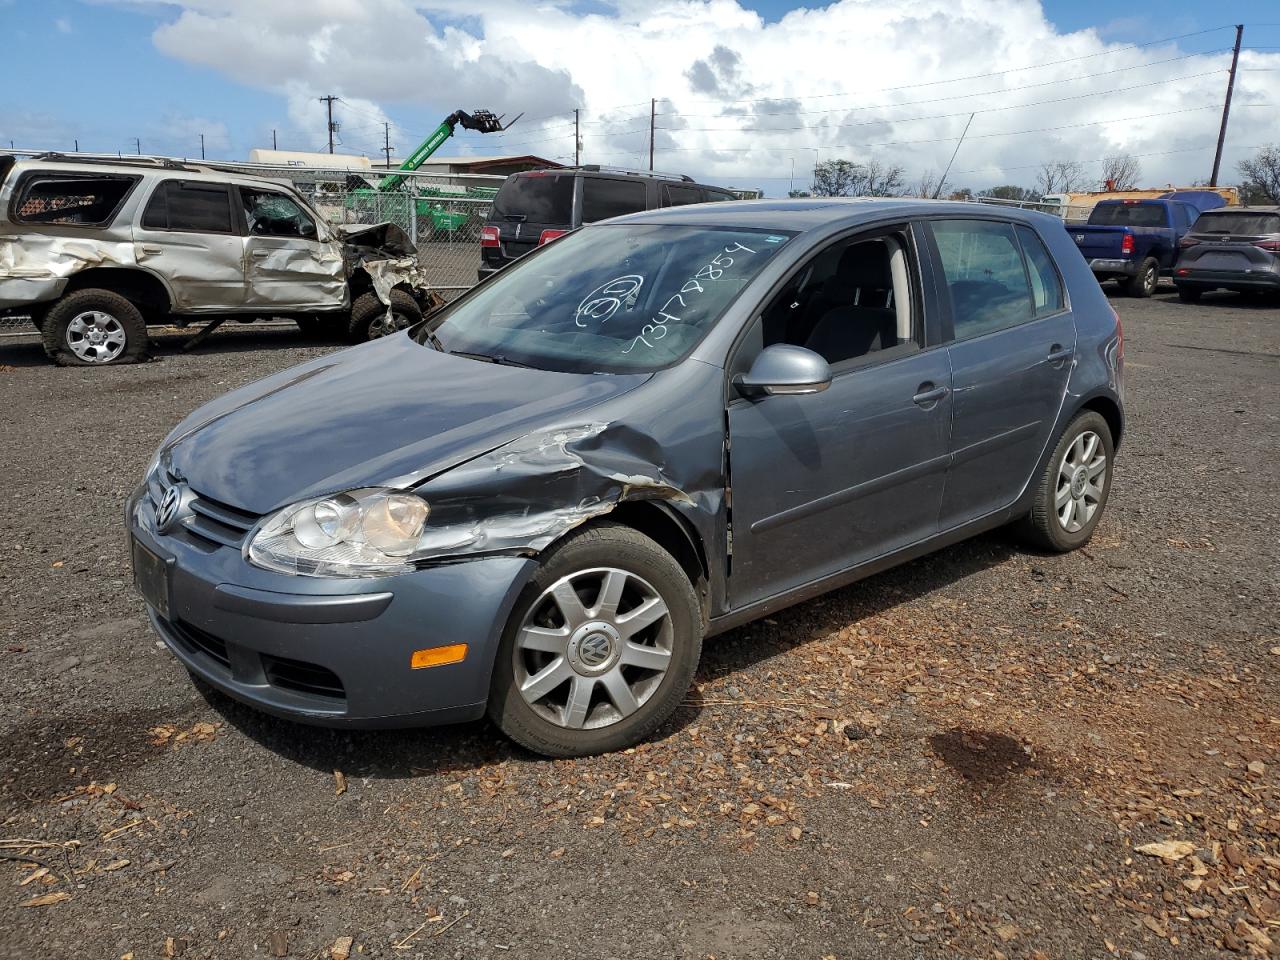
[1056,430,1107,533]
[513,567,674,730]
[66,310,127,363]
[367,309,412,339]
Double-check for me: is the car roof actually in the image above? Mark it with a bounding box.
[611,197,1058,231]
[9,156,300,191]
[1197,205,1280,213]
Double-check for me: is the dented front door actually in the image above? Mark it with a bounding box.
[237,186,346,310]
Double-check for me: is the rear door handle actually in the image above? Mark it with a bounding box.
[250,249,270,259]
[138,243,163,255]
[912,382,949,407]
[1047,344,1075,364]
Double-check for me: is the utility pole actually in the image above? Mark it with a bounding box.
[272,128,277,150]
[200,133,205,160]
[649,98,655,171]
[574,109,580,166]
[74,138,79,152]
[933,113,975,200]
[134,137,141,155]
[1210,24,1244,187]
[319,95,339,154]
[382,122,393,169]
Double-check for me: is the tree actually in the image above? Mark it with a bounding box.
[787,189,812,198]
[812,159,905,197]
[984,184,1038,202]
[909,170,941,199]
[1238,145,1280,204]
[1098,154,1142,190]
[1035,160,1087,195]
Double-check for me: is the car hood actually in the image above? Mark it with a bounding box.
[164,333,649,515]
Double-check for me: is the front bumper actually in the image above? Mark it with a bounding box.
[127,486,536,728]
[1088,258,1139,277]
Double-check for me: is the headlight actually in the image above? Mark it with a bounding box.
[247,488,431,577]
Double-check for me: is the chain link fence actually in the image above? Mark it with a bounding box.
[1,152,505,334]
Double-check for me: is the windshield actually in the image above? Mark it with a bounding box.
[1193,212,1280,235]
[420,224,793,373]
[1087,203,1168,227]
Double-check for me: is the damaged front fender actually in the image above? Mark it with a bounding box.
[410,422,698,562]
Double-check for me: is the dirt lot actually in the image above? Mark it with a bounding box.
[0,289,1276,960]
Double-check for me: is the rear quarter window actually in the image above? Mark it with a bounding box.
[581,177,648,223]
[11,172,140,227]
[491,174,574,224]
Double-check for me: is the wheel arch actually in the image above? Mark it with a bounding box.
[1075,394,1124,450]
[63,267,172,319]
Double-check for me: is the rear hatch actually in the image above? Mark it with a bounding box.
[1178,210,1280,274]
[482,172,575,268]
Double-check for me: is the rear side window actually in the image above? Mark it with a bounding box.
[491,174,573,223]
[142,181,234,233]
[1087,203,1168,227]
[704,190,735,202]
[581,178,647,223]
[1193,212,1280,235]
[663,184,702,206]
[1015,226,1065,316]
[931,219,1034,339]
[12,172,139,227]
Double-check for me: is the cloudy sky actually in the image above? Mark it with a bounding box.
[3,0,1279,196]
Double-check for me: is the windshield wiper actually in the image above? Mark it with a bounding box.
[450,350,533,368]
[420,327,446,352]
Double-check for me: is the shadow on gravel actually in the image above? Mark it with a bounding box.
[197,530,1020,779]
[0,326,343,368]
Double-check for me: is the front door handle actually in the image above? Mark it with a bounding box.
[912,382,949,407]
[1047,344,1075,365]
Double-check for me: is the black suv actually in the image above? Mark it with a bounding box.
[478,166,736,279]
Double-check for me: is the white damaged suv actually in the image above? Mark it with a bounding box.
[0,154,436,366]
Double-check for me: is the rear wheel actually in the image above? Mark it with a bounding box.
[347,289,422,342]
[1020,411,1114,552]
[1122,257,1160,298]
[488,523,702,757]
[40,289,148,366]
[1176,285,1202,303]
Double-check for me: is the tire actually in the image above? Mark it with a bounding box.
[1121,257,1159,298]
[1020,411,1115,552]
[40,289,148,367]
[347,289,422,343]
[487,523,703,758]
[1176,286,1202,303]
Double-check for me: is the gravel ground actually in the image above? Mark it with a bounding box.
[0,288,1276,960]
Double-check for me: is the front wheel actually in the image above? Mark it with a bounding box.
[347,289,423,342]
[1020,411,1114,552]
[488,523,702,757]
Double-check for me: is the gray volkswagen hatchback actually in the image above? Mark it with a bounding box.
[129,199,1123,757]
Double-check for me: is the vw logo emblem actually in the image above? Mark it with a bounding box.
[579,633,612,668]
[155,485,183,532]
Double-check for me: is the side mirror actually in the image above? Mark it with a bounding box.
[298,219,318,240]
[733,344,832,398]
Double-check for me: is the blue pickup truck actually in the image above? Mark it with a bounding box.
[1072,192,1227,297]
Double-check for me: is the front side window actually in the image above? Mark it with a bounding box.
[142,181,234,233]
[240,187,316,239]
[1015,225,1065,316]
[12,173,139,227]
[931,220,1034,339]
[581,178,648,223]
[420,224,793,373]
[755,230,917,367]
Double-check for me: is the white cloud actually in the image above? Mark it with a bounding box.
[119,0,1280,191]
[54,16,72,33]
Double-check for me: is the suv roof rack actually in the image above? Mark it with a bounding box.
[33,152,202,172]
[562,164,695,183]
